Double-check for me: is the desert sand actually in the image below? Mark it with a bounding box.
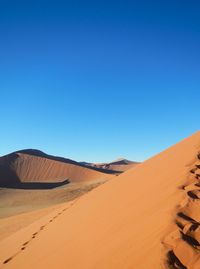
[0,151,136,221]
[1,132,200,268]
[0,203,64,241]
[0,179,105,219]
[0,149,114,186]
[0,150,114,239]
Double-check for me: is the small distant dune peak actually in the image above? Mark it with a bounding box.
[80,157,139,173]
[108,157,136,165]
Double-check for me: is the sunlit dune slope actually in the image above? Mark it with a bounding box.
[1,132,200,269]
[0,150,112,185]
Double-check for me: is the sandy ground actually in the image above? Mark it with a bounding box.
[0,204,62,241]
[0,180,106,218]
[0,179,107,240]
[1,132,200,269]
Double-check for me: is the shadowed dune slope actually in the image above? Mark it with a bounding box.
[0,150,112,186]
[1,131,200,269]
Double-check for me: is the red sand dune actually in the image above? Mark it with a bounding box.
[0,150,112,186]
[1,132,200,269]
[81,158,139,172]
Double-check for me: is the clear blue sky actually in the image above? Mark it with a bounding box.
[0,0,200,162]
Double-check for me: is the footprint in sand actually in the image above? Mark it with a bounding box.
[3,257,13,264]
[166,154,200,268]
[32,232,38,238]
[40,225,46,230]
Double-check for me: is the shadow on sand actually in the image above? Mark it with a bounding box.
[0,179,70,190]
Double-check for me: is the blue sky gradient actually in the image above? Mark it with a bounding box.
[0,1,200,162]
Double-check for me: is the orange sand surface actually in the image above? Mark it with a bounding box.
[1,132,200,269]
[0,204,63,241]
[0,150,112,186]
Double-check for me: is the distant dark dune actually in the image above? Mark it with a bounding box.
[0,179,70,190]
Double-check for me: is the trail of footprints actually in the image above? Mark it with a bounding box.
[3,158,200,269]
[165,152,200,269]
[1,201,76,266]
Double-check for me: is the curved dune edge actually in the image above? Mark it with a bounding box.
[0,152,113,186]
[13,153,113,182]
[163,153,200,269]
[1,132,200,269]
